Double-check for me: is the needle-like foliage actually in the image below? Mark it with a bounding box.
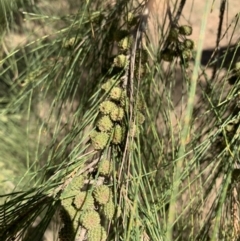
[0,0,240,241]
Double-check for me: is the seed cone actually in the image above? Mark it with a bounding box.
[71,175,85,191]
[109,86,123,101]
[98,159,112,176]
[184,39,194,50]
[101,79,115,92]
[136,111,145,125]
[168,27,179,42]
[99,101,116,114]
[110,107,125,121]
[112,124,123,144]
[88,226,107,241]
[90,131,109,150]
[177,42,186,52]
[113,54,128,68]
[225,124,234,132]
[136,97,145,111]
[93,185,112,205]
[73,192,95,210]
[61,197,73,208]
[118,36,132,50]
[179,25,192,36]
[126,12,134,23]
[60,175,85,200]
[130,123,139,138]
[235,62,240,75]
[103,200,115,220]
[81,210,101,230]
[97,115,113,132]
[182,49,192,60]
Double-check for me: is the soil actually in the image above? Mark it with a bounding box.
[148,0,240,55]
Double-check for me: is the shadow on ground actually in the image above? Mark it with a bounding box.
[201,45,240,77]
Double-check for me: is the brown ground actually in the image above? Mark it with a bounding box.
[148,0,240,52]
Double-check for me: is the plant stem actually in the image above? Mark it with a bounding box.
[166,2,212,240]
